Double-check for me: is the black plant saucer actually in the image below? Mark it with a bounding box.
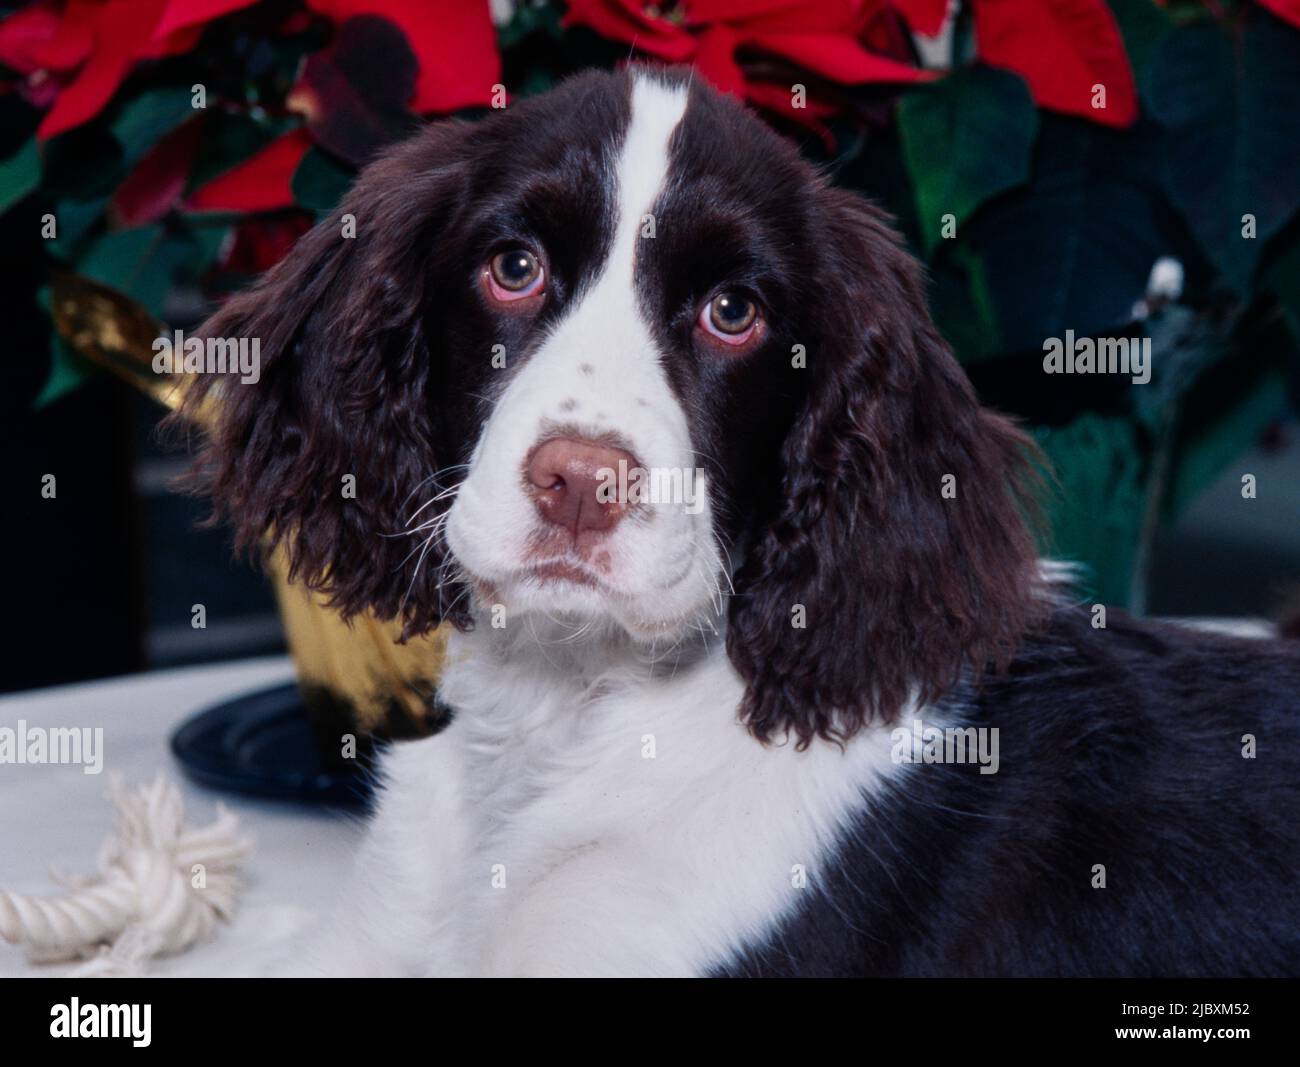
[170,682,375,808]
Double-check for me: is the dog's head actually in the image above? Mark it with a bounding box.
[188,68,1042,746]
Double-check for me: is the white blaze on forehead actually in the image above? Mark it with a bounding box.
[607,74,689,283]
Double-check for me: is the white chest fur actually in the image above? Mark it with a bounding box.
[342,626,905,977]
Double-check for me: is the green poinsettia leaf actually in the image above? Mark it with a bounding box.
[1143,12,1300,294]
[33,287,97,408]
[928,243,1003,363]
[76,226,168,298]
[0,138,40,217]
[1261,235,1300,346]
[111,88,198,171]
[954,115,1180,355]
[187,221,231,276]
[1108,0,1175,87]
[292,146,356,215]
[47,196,110,256]
[511,66,558,100]
[73,224,213,318]
[499,0,564,50]
[897,65,1037,256]
[35,332,99,408]
[1163,348,1291,521]
[1033,413,1148,607]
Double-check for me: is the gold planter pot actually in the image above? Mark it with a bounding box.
[51,272,450,748]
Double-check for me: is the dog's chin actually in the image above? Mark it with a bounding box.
[457,558,717,645]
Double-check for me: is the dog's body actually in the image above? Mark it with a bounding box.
[286,607,1300,978]
[189,68,1300,977]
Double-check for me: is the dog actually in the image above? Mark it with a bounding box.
[186,68,1300,977]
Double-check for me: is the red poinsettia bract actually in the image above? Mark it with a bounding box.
[1256,0,1300,27]
[564,0,928,120]
[0,0,256,140]
[568,0,1139,130]
[305,0,500,114]
[188,0,501,212]
[967,0,1136,128]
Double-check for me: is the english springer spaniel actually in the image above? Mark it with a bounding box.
[188,68,1300,977]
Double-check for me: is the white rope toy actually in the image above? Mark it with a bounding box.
[0,775,252,976]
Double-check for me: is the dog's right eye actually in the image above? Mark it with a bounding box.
[697,290,764,349]
[485,249,545,304]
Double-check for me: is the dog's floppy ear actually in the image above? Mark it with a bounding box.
[181,123,473,635]
[727,189,1042,748]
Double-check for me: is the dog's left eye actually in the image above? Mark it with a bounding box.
[698,291,761,346]
[484,248,545,303]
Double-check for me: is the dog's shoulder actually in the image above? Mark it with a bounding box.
[719,606,1300,977]
[977,604,1300,746]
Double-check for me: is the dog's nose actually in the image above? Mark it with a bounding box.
[526,437,637,537]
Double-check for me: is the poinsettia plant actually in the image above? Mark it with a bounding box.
[1,0,1298,609]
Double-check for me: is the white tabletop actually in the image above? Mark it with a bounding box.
[0,657,364,977]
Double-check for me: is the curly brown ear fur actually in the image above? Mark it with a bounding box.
[727,190,1044,748]
[178,124,475,636]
